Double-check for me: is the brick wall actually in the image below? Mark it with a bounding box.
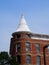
[10,32,49,65]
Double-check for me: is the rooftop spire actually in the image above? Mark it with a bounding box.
[16,15,31,32]
[19,15,27,25]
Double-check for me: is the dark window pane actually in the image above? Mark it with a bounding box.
[16,55,21,64]
[17,34,21,38]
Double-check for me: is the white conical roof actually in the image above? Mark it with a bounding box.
[16,15,31,32]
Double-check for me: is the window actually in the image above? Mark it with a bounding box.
[16,43,21,52]
[26,34,31,38]
[48,46,49,52]
[36,44,40,52]
[36,56,41,65]
[26,42,30,51]
[17,34,21,38]
[26,55,31,64]
[16,55,21,64]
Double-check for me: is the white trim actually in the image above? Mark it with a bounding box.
[31,37,49,40]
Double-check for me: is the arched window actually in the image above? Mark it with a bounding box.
[36,56,41,65]
[26,55,31,64]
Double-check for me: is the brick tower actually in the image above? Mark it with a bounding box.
[10,15,49,65]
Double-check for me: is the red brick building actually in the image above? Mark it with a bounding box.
[10,15,49,65]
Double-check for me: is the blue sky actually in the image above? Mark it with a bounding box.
[0,0,49,52]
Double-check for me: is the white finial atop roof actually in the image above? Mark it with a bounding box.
[16,15,31,32]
